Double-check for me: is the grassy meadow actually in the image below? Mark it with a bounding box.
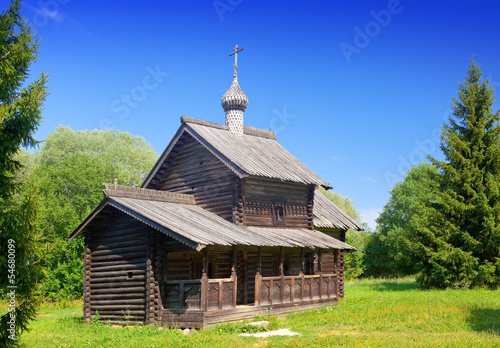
[9,278,500,347]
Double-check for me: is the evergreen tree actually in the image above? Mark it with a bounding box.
[426,59,500,288]
[0,0,48,344]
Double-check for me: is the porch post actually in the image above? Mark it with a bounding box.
[255,246,262,306]
[200,248,208,311]
[279,247,284,303]
[318,249,323,299]
[299,247,305,302]
[231,246,237,308]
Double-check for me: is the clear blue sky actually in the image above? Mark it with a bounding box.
[19,0,500,229]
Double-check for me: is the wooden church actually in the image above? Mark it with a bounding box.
[68,46,362,328]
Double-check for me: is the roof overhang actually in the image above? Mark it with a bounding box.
[68,187,356,252]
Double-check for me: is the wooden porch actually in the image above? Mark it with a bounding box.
[162,267,338,328]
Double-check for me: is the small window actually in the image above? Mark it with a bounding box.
[127,271,133,279]
[272,202,286,225]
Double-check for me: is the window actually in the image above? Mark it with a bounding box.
[272,202,286,225]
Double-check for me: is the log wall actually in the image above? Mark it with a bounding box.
[85,208,150,325]
[165,251,233,281]
[243,177,314,228]
[148,133,236,221]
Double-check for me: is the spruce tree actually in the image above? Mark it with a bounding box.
[427,59,500,288]
[0,0,48,344]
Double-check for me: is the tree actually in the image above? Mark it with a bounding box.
[366,163,440,278]
[28,126,158,300]
[373,61,500,288]
[426,59,500,288]
[0,0,48,344]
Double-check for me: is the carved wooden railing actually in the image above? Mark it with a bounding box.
[164,277,237,311]
[201,275,237,311]
[164,280,202,310]
[255,273,337,306]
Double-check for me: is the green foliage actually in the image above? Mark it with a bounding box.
[344,226,372,280]
[373,60,500,289]
[0,0,48,199]
[424,59,500,288]
[0,0,48,344]
[0,183,47,345]
[367,163,440,278]
[26,126,158,300]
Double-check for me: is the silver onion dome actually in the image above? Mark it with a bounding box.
[221,75,249,112]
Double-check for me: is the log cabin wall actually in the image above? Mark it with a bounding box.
[147,133,236,221]
[243,177,314,228]
[85,208,150,325]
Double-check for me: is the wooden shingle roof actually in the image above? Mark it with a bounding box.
[142,117,332,189]
[313,189,364,231]
[68,185,355,251]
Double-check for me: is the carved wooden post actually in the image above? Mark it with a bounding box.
[200,248,208,311]
[318,249,323,299]
[299,247,304,303]
[255,247,262,306]
[279,247,284,304]
[231,246,237,308]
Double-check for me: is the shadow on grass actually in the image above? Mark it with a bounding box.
[468,307,500,334]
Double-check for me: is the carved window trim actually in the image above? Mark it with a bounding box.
[272,201,287,225]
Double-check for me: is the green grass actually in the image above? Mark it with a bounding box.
[11,278,500,347]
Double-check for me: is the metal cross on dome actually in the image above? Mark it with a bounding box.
[229,45,244,77]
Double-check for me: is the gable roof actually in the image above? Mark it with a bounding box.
[68,185,355,251]
[313,189,364,231]
[142,117,332,189]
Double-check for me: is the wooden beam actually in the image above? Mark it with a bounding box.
[201,248,208,311]
[231,246,237,308]
[255,247,262,306]
[279,247,284,304]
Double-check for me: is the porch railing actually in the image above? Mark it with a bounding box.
[164,280,202,310]
[165,273,336,311]
[255,273,337,306]
[164,276,237,311]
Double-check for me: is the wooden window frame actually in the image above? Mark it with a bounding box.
[272,201,287,225]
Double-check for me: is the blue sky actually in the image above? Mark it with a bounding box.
[18,0,500,229]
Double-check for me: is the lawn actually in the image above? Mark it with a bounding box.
[12,278,500,347]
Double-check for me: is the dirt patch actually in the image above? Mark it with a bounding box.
[240,328,300,337]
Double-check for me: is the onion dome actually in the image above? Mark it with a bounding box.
[222,45,248,136]
[221,74,249,112]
